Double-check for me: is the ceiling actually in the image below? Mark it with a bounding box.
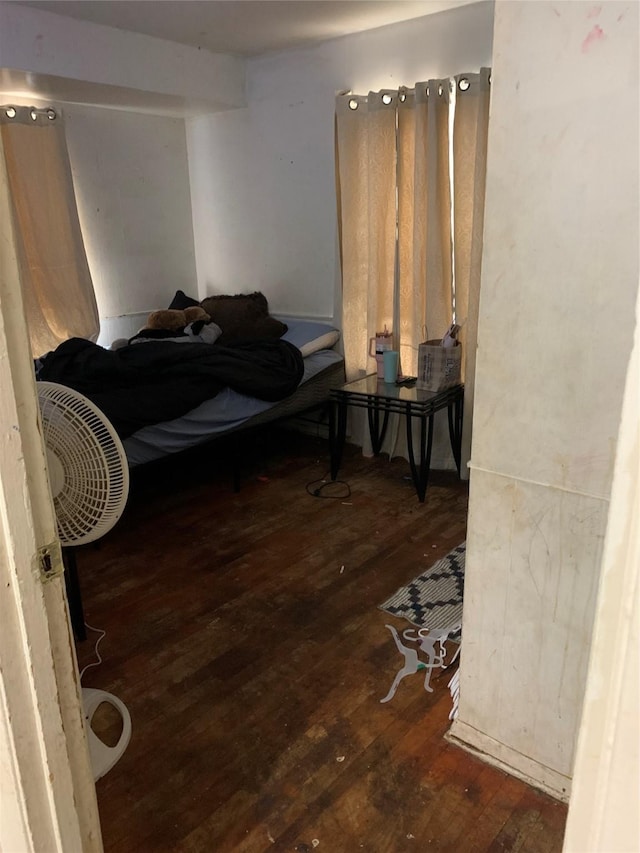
[19,0,477,57]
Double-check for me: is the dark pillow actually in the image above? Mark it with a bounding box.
[168,289,200,310]
[200,291,287,345]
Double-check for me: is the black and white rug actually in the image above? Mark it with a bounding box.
[379,542,465,638]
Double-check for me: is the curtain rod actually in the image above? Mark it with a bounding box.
[340,68,491,107]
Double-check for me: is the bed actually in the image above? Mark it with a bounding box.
[36,293,344,469]
[124,317,344,466]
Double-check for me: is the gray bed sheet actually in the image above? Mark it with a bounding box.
[124,347,343,466]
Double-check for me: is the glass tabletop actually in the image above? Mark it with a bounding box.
[331,374,462,404]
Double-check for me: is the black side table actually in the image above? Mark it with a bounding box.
[329,375,464,502]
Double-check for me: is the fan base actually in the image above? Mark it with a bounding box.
[82,687,132,781]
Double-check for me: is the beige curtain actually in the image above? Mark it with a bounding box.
[336,92,396,383]
[397,81,453,378]
[0,105,99,356]
[335,70,490,468]
[452,69,491,472]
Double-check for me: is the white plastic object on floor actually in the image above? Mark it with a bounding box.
[405,625,453,677]
[380,623,462,703]
[82,687,132,781]
[380,625,425,703]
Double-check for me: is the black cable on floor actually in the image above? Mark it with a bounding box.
[305,478,351,500]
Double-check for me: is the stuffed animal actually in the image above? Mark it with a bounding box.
[130,305,221,346]
[145,306,211,332]
[145,309,188,331]
[183,306,210,325]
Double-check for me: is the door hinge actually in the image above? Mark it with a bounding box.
[36,541,64,583]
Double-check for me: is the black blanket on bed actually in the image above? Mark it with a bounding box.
[37,337,305,438]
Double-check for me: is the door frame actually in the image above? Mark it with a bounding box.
[0,148,102,852]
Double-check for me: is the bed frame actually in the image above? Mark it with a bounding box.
[133,356,344,486]
[225,357,344,487]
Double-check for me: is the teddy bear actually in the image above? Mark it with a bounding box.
[145,306,211,331]
[145,305,223,345]
[123,305,222,347]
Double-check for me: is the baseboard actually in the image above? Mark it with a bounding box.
[446,719,571,802]
[276,313,335,324]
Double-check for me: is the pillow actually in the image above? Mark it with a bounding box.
[282,320,341,357]
[200,291,288,345]
[168,289,200,310]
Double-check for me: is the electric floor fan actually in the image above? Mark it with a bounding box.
[37,380,132,781]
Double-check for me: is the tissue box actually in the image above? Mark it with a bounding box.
[417,340,462,391]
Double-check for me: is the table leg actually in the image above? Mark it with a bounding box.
[367,397,390,455]
[330,398,348,480]
[63,547,86,642]
[447,394,463,477]
[406,407,434,503]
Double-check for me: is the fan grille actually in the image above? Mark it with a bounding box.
[37,382,129,546]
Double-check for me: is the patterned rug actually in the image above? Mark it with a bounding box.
[379,542,465,639]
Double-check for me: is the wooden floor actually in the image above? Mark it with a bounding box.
[75,429,567,852]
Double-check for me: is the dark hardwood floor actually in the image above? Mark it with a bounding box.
[75,428,567,852]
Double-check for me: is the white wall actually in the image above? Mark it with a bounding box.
[563,284,639,852]
[187,1,495,317]
[0,2,245,115]
[449,0,639,799]
[62,104,197,346]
